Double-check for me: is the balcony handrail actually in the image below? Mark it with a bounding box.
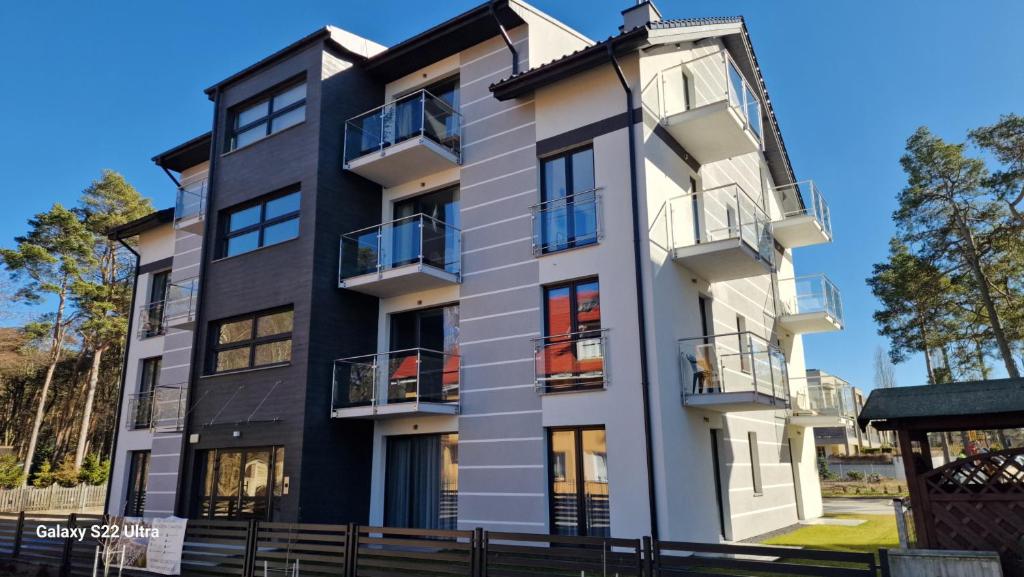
[333,347,455,364]
[777,273,843,323]
[529,187,603,211]
[775,180,832,238]
[533,329,609,393]
[532,328,608,342]
[666,182,769,221]
[340,212,459,240]
[126,383,187,430]
[331,347,461,412]
[175,179,208,221]
[346,88,459,125]
[678,331,789,403]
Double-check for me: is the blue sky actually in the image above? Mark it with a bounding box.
[0,1,1021,391]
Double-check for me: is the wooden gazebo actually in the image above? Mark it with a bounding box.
[859,378,1024,576]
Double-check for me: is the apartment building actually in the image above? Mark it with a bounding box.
[804,370,887,457]
[107,0,845,543]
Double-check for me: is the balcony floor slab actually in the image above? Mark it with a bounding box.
[340,263,459,297]
[778,311,842,335]
[673,238,772,281]
[345,137,459,187]
[772,214,830,248]
[683,390,789,412]
[661,100,761,165]
[331,401,459,420]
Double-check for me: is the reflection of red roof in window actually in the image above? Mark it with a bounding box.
[389,353,459,386]
[546,288,600,335]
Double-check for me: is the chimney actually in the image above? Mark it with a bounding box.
[621,1,662,32]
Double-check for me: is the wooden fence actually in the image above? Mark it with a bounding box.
[0,512,887,577]
[0,484,106,513]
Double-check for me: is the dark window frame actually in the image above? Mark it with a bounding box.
[540,277,603,393]
[125,450,150,517]
[208,307,294,375]
[547,425,608,537]
[220,188,301,258]
[193,446,285,521]
[227,79,307,152]
[539,145,598,254]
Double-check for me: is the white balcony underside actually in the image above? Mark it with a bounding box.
[788,414,851,428]
[164,316,195,331]
[340,263,459,297]
[661,101,761,165]
[683,391,789,412]
[778,311,843,335]
[673,238,771,281]
[345,138,459,187]
[772,214,830,248]
[175,215,204,235]
[331,401,458,420]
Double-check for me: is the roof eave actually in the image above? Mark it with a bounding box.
[107,208,175,241]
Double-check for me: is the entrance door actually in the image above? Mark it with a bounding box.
[384,433,459,529]
[195,446,284,520]
[392,187,459,271]
[389,305,459,403]
[548,427,609,537]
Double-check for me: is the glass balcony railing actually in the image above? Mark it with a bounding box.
[175,179,207,223]
[530,188,601,255]
[137,300,166,339]
[804,378,855,419]
[679,331,789,403]
[126,384,185,431]
[164,277,199,325]
[774,180,832,240]
[779,274,844,325]
[332,348,460,411]
[666,183,774,264]
[127,390,155,430]
[339,214,461,281]
[643,48,762,141]
[533,329,608,393]
[344,89,462,164]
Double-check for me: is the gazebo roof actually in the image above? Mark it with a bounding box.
[858,377,1024,432]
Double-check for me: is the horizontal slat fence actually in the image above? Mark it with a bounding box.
[0,512,884,577]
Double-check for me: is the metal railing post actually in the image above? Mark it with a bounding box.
[12,511,24,558]
[375,227,383,277]
[642,536,654,577]
[420,91,427,139]
[345,523,359,577]
[379,106,386,154]
[471,527,484,577]
[60,512,76,577]
[415,349,422,406]
[417,215,424,266]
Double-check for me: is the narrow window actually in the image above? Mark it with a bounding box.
[209,308,293,374]
[538,146,598,253]
[222,190,301,258]
[134,357,161,429]
[125,450,150,517]
[228,82,307,151]
[748,431,764,495]
[142,271,170,338]
[548,426,608,537]
[539,278,603,392]
[690,176,702,244]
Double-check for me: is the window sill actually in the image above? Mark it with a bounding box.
[201,362,291,379]
[210,237,300,264]
[220,121,307,158]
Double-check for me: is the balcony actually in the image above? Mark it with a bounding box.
[772,181,832,248]
[125,385,186,432]
[343,90,462,187]
[137,301,165,339]
[777,274,843,334]
[533,329,608,394]
[642,49,762,164]
[174,179,207,235]
[788,377,854,428]
[164,277,199,330]
[331,348,460,419]
[679,332,789,412]
[530,189,602,255]
[339,214,461,297]
[664,184,774,281]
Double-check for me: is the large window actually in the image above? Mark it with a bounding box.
[537,278,604,392]
[384,433,458,530]
[229,82,307,151]
[536,146,597,253]
[548,427,608,537]
[209,308,293,374]
[125,450,149,517]
[222,190,300,258]
[194,446,285,520]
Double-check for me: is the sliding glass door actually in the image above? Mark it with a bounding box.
[194,446,284,521]
[389,304,459,403]
[384,433,459,530]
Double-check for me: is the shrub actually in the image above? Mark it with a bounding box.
[846,470,865,481]
[78,453,109,486]
[53,458,80,488]
[0,455,24,489]
[32,460,55,488]
[867,473,882,484]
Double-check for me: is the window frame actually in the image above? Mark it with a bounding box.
[193,446,285,521]
[227,80,307,152]
[547,425,609,537]
[220,189,301,258]
[538,145,599,254]
[125,450,150,517]
[208,307,294,375]
[539,277,604,393]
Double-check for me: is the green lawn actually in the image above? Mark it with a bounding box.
[761,514,898,556]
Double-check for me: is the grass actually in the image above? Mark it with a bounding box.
[760,514,899,556]
[821,480,908,498]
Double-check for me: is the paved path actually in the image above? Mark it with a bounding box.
[823,497,895,516]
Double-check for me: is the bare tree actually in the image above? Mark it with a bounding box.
[873,346,897,389]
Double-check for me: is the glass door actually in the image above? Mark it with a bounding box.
[389,304,459,403]
[125,451,149,517]
[393,186,459,272]
[194,447,284,520]
[548,427,609,537]
[384,433,459,529]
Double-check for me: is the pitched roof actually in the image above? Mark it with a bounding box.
[152,132,212,173]
[858,378,1024,432]
[107,208,175,241]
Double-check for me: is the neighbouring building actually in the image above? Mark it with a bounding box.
[107,0,847,542]
[803,369,887,457]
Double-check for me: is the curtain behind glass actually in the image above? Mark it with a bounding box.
[384,434,457,530]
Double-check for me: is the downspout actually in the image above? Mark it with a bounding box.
[103,239,140,516]
[173,87,221,517]
[489,1,519,76]
[608,42,659,540]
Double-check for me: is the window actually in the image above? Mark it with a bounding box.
[548,427,608,537]
[384,433,458,530]
[125,451,150,517]
[142,270,170,338]
[538,278,604,392]
[222,190,300,257]
[194,446,285,520]
[537,146,598,253]
[228,82,306,150]
[133,357,161,429]
[748,431,764,495]
[209,308,293,374]
[388,304,460,404]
